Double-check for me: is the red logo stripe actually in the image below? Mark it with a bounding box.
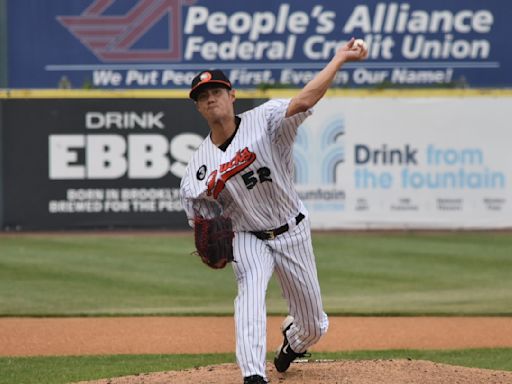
[57,0,185,62]
[84,0,115,16]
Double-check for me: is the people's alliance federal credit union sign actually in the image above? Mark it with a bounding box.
[7,0,510,88]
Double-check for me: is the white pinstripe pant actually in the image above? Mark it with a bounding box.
[232,217,329,378]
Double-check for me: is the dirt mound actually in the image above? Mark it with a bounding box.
[75,359,512,384]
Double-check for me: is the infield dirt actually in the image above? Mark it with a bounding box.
[1,316,512,356]
[2,316,512,384]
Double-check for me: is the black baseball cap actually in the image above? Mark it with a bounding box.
[189,69,232,101]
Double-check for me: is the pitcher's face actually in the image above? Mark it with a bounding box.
[195,87,236,123]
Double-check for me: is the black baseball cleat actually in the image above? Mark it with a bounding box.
[273,316,309,373]
[243,374,268,384]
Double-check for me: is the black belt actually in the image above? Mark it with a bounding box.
[251,213,305,240]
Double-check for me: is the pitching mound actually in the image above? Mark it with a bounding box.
[76,359,512,384]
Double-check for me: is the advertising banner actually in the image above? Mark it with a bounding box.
[297,96,512,229]
[1,95,510,230]
[7,0,512,89]
[1,98,259,229]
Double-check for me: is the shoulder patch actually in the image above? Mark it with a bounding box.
[196,165,207,180]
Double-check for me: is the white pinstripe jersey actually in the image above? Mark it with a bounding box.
[180,98,312,232]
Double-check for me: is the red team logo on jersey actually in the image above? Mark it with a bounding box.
[206,147,256,199]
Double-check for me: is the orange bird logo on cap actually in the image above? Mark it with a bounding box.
[199,72,212,82]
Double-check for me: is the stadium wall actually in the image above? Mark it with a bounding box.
[0,89,510,231]
[1,1,511,230]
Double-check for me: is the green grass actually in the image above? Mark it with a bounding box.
[1,349,511,384]
[315,232,512,315]
[0,232,511,315]
[1,232,511,382]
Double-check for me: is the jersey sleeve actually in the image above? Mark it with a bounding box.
[180,162,223,227]
[264,99,313,145]
[179,172,195,228]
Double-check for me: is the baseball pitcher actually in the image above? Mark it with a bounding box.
[180,38,368,384]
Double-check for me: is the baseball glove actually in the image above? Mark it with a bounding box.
[193,215,235,269]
